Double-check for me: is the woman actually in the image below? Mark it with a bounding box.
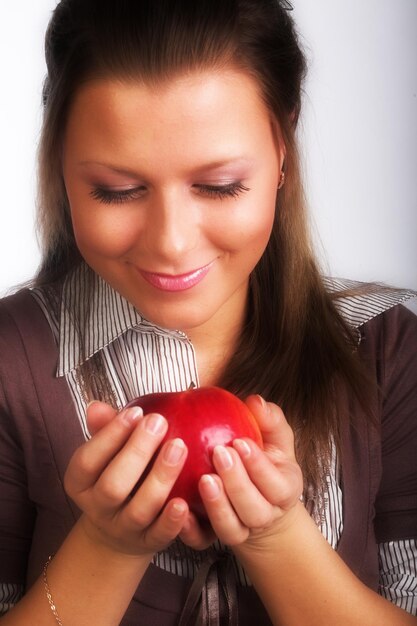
[0,0,416,624]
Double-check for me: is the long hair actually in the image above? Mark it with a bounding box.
[35,0,372,499]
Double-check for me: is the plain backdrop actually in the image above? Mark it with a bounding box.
[0,1,416,298]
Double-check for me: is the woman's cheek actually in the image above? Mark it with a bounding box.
[221,194,275,252]
[71,204,142,259]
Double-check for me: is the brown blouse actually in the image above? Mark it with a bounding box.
[0,289,416,624]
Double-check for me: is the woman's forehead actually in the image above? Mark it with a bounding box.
[68,67,269,120]
[63,68,279,173]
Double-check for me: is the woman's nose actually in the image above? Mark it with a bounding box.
[144,188,199,264]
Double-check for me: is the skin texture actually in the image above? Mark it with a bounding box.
[3,69,416,625]
[62,69,283,384]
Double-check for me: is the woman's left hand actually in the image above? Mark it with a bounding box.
[180,395,304,550]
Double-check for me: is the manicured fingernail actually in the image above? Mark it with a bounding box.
[145,413,166,435]
[170,502,187,518]
[256,394,268,412]
[164,438,186,465]
[122,406,143,424]
[233,439,251,458]
[201,474,220,499]
[214,445,233,470]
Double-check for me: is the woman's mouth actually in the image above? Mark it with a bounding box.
[138,261,214,292]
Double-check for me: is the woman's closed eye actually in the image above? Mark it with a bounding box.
[89,186,147,205]
[194,182,250,200]
[89,181,250,205]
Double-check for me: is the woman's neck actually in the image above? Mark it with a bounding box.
[185,312,245,388]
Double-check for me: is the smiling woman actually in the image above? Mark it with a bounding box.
[62,72,281,341]
[0,1,416,625]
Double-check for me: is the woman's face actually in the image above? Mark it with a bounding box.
[63,68,283,336]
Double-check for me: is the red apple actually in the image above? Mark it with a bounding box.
[127,386,263,520]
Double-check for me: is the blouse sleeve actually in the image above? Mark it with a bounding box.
[0,583,24,616]
[0,309,36,608]
[374,304,417,542]
[374,304,417,615]
[378,539,417,615]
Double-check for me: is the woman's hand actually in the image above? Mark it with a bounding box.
[181,395,303,551]
[64,401,190,558]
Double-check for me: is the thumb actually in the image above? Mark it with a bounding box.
[244,395,296,458]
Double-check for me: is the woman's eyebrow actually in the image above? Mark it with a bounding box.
[191,157,255,173]
[77,157,255,177]
[77,161,142,177]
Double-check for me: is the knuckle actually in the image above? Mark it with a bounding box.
[273,403,285,418]
[224,527,249,546]
[74,445,96,475]
[277,481,297,507]
[129,440,154,464]
[270,402,285,423]
[96,475,127,504]
[159,517,181,540]
[153,467,176,487]
[250,509,273,529]
[127,506,152,529]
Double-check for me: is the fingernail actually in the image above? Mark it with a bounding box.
[170,501,187,519]
[256,394,268,412]
[121,406,143,424]
[87,400,99,409]
[164,438,186,465]
[201,474,220,499]
[214,445,233,470]
[233,439,251,458]
[145,413,166,435]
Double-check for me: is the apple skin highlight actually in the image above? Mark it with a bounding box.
[126,387,263,520]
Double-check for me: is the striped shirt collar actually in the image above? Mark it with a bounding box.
[56,262,416,376]
[324,277,416,329]
[57,263,188,376]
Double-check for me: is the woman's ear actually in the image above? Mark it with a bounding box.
[269,116,286,179]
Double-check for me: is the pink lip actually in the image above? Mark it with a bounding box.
[138,261,214,292]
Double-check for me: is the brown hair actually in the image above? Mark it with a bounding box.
[35,0,371,500]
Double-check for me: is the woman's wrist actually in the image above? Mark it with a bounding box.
[231,502,416,626]
[2,518,153,626]
[44,519,152,624]
[77,512,156,560]
[231,499,307,564]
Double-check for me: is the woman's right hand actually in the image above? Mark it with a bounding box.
[64,402,190,558]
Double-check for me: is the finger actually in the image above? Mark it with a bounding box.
[122,437,188,526]
[179,512,216,550]
[142,498,189,553]
[87,400,118,435]
[232,438,303,509]
[198,474,249,546]
[64,405,144,496]
[92,413,171,511]
[212,445,275,529]
[245,395,296,457]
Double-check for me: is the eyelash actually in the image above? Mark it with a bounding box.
[89,187,145,205]
[198,182,250,199]
[89,182,250,205]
